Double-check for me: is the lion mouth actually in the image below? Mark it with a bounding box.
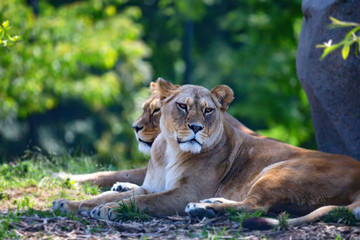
[138,138,153,147]
[177,138,203,146]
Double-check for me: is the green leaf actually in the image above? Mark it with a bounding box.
[2,20,9,28]
[328,17,359,28]
[320,44,340,60]
[342,44,350,60]
[344,26,360,40]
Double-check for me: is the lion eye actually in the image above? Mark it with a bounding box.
[204,108,214,114]
[152,108,160,115]
[176,103,187,112]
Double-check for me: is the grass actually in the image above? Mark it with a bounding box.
[225,208,265,237]
[226,208,265,222]
[226,208,265,229]
[226,208,292,232]
[0,151,114,210]
[83,182,101,195]
[0,150,124,239]
[323,207,358,226]
[0,212,21,239]
[276,211,289,230]
[113,198,151,222]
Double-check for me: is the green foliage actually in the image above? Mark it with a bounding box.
[0,0,149,117]
[1,0,316,162]
[0,212,21,240]
[13,196,34,210]
[62,178,76,189]
[0,0,151,163]
[226,208,265,232]
[113,198,150,222]
[0,160,38,189]
[83,182,101,195]
[316,17,360,60]
[276,212,289,230]
[201,225,208,238]
[323,207,358,226]
[0,20,22,48]
[137,0,314,148]
[0,191,6,200]
[24,208,55,218]
[336,234,344,240]
[0,161,33,180]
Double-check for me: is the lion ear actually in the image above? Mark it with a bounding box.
[150,82,158,93]
[211,85,234,111]
[155,77,179,100]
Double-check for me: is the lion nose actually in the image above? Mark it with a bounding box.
[132,125,144,133]
[188,124,204,134]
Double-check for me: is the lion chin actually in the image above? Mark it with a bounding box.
[138,141,152,154]
[179,141,202,153]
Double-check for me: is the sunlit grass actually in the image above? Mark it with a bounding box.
[0,152,117,239]
[0,151,115,212]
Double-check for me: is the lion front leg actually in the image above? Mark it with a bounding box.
[52,167,147,187]
[92,188,200,220]
[52,187,147,215]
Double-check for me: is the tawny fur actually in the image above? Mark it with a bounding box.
[53,79,259,188]
[53,80,360,227]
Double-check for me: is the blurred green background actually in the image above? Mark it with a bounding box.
[0,0,315,167]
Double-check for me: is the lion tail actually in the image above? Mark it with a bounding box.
[242,201,360,230]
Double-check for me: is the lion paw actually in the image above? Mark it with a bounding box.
[111,182,139,192]
[185,202,217,219]
[90,204,105,219]
[52,199,79,214]
[91,202,118,221]
[353,207,360,220]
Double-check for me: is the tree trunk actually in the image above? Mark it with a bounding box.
[296,0,360,160]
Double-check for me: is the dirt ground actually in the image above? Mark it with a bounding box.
[3,211,360,240]
[1,179,359,239]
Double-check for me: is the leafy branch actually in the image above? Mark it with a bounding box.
[316,17,360,60]
[0,20,22,48]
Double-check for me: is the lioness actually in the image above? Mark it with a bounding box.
[53,79,259,189]
[53,81,360,228]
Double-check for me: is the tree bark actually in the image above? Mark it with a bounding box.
[297,0,360,160]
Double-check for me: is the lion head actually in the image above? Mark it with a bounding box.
[132,78,179,153]
[156,79,234,153]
